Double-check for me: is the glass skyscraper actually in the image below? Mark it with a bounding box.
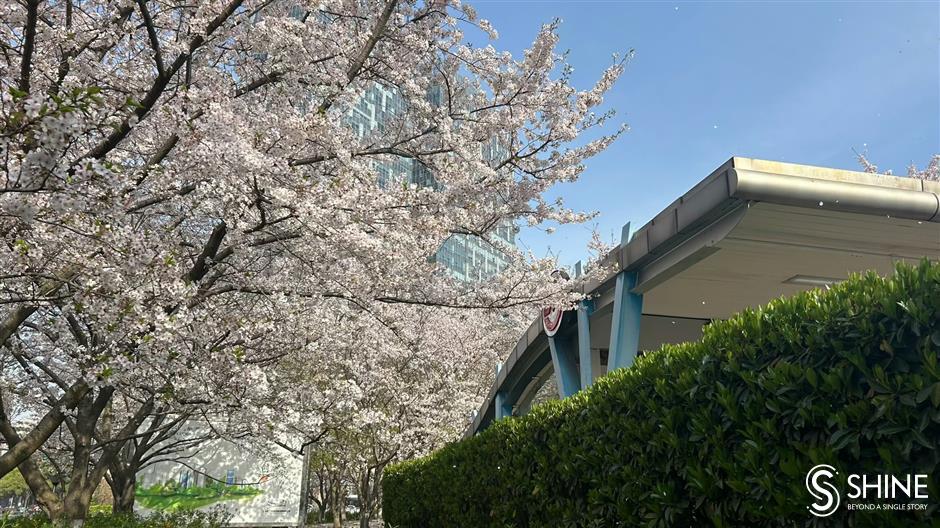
[347,83,517,282]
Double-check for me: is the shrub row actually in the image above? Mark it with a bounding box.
[384,261,940,527]
[1,511,230,528]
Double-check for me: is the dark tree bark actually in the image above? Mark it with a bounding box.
[0,382,89,478]
[305,466,327,523]
[358,467,372,528]
[105,410,200,515]
[329,467,346,528]
[108,467,136,514]
[358,457,391,528]
[1,387,155,526]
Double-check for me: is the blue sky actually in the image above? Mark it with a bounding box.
[467,1,939,266]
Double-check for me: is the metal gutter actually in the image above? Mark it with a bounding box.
[729,168,940,222]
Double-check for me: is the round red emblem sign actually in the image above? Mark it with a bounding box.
[542,306,563,336]
[542,269,570,337]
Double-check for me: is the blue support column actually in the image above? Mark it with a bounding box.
[577,300,595,389]
[495,391,512,419]
[574,260,595,389]
[548,335,581,398]
[608,222,644,371]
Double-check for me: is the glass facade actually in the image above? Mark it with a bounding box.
[347,83,516,281]
[276,7,515,281]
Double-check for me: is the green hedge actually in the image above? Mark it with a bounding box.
[384,261,940,527]
[1,511,230,528]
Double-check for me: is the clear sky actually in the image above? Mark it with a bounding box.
[467,1,939,266]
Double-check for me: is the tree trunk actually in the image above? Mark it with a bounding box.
[358,468,371,528]
[16,460,63,521]
[59,488,95,528]
[110,469,136,514]
[0,382,89,478]
[318,472,328,522]
[332,496,343,528]
[358,462,387,528]
[2,386,144,526]
[331,476,344,528]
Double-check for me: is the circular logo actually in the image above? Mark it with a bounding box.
[542,306,563,336]
[542,269,570,337]
[806,464,840,517]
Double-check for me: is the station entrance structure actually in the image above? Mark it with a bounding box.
[468,157,940,436]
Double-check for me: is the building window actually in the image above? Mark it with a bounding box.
[226,469,236,485]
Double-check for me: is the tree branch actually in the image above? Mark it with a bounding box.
[136,0,165,77]
[187,221,227,284]
[317,0,397,113]
[83,0,245,162]
[17,0,39,94]
[0,381,90,478]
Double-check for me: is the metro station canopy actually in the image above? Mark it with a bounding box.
[469,157,940,436]
[593,156,939,321]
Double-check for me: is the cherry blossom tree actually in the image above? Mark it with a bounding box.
[281,303,522,528]
[0,0,625,523]
[0,315,272,522]
[855,150,939,181]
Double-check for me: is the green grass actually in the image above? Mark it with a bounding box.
[88,504,112,515]
[135,482,262,512]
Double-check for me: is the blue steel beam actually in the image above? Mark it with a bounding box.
[574,260,596,389]
[495,391,512,419]
[548,334,581,398]
[608,222,644,371]
[577,300,595,389]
